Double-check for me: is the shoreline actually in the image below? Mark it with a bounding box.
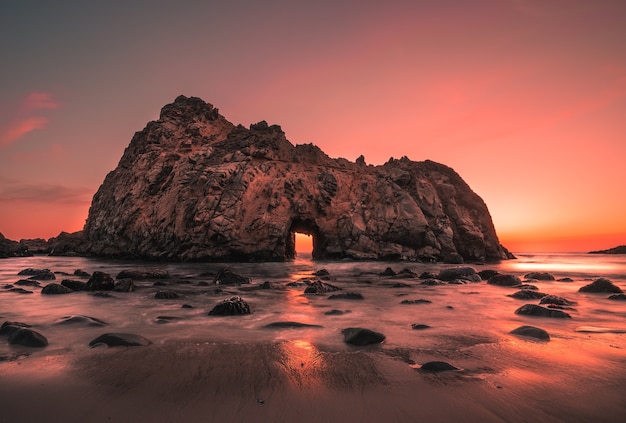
[1,338,625,423]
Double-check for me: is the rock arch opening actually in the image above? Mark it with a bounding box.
[286,219,323,260]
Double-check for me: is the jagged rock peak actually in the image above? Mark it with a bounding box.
[81,95,513,263]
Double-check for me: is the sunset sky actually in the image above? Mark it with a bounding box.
[1,0,625,253]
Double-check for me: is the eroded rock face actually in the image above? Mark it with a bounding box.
[81,96,512,262]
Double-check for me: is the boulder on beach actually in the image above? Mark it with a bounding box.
[401,299,432,305]
[510,325,550,341]
[73,269,91,278]
[263,321,323,329]
[411,324,431,330]
[304,280,341,294]
[155,290,179,299]
[328,292,364,300]
[539,295,576,306]
[419,361,460,372]
[41,283,73,295]
[14,279,41,287]
[89,333,152,347]
[8,328,48,347]
[314,269,330,277]
[213,268,251,285]
[508,289,547,300]
[324,309,350,316]
[116,269,171,280]
[85,271,115,291]
[17,268,55,279]
[208,296,251,316]
[579,278,623,293]
[0,321,31,336]
[61,279,87,291]
[8,287,33,294]
[380,267,397,276]
[114,279,135,292]
[608,293,626,300]
[515,304,571,318]
[342,327,386,346]
[488,274,522,286]
[437,267,477,281]
[56,315,107,326]
[478,269,500,280]
[524,272,555,281]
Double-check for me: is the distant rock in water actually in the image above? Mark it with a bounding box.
[579,278,623,294]
[589,245,626,254]
[0,233,31,258]
[73,95,511,262]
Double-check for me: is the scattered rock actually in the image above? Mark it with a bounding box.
[411,324,431,330]
[8,288,33,294]
[524,272,555,281]
[510,325,550,340]
[263,321,323,329]
[89,333,152,347]
[61,279,87,291]
[517,284,538,290]
[304,280,341,294]
[155,316,181,324]
[181,304,193,308]
[8,328,48,347]
[114,279,135,292]
[328,292,363,300]
[258,281,275,289]
[14,279,41,287]
[418,272,437,279]
[85,271,115,291]
[314,269,330,277]
[17,268,55,280]
[395,268,418,278]
[478,269,500,280]
[55,315,107,326]
[608,293,626,300]
[579,278,623,293]
[514,304,571,318]
[401,299,432,305]
[116,269,171,280]
[380,267,396,277]
[488,274,522,286]
[539,295,576,306]
[155,290,178,299]
[214,268,251,285]
[0,321,31,336]
[73,269,91,277]
[437,267,477,281]
[342,327,386,346]
[390,282,412,288]
[324,309,350,316]
[508,290,547,300]
[419,361,460,372]
[208,296,251,316]
[557,277,574,282]
[41,283,73,295]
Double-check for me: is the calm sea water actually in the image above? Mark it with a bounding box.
[1,252,625,373]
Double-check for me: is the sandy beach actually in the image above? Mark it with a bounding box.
[1,335,625,423]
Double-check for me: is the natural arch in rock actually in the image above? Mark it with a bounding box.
[79,96,513,263]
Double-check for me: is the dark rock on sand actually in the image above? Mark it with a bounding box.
[155,290,179,299]
[258,281,275,289]
[55,315,107,326]
[263,321,323,329]
[8,328,48,347]
[85,271,115,291]
[391,282,413,288]
[478,269,500,280]
[517,284,538,290]
[515,304,571,318]
[411,324,431,330]
[41,283,73,295]
[437,267,477,281]
[579,278,623,293]
[328,292,364,300]
[524,272,555,281]
[508,289,548,300]
[418,272,437,279]
[61,279,87,291]
[539,295,576,306]
[8,288,33,294]
[488,274,522,286]
[324,309,350,316]
[557,277,574,282]
[314,269,330,277]
[214,268,251,285]
[421,279,444,286]
[73,269,91,278]
[401,299,432,305]
[395,268,418,278]
[18,269,56,280]
[510,325,550,341]
[113,279,135,292]
[116,269,171,280]
[608,293,626,300]
[208,296,251,316]
[89,333,152,347]
[304,280,341,294]
[1,322,31,336]
[342,327,386,346]
[155,316,182,324]
[420,361,460,372]
[380,267,397,276]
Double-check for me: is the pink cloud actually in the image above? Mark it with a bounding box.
[0,91,60,148]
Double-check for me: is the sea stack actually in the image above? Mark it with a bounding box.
[80,95,511,262]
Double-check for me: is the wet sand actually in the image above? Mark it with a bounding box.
[1,337,625,423]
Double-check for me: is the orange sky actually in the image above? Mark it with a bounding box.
[1,1,625,253]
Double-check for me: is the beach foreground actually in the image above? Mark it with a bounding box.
[1,336,624,423]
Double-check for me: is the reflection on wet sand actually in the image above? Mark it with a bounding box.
[276,340,326,389]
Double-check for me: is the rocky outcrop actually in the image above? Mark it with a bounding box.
[0,233,31,258]
[589,245,626,254]
[79,95,512,262]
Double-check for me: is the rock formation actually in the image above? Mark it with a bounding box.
[79,95,512,262]
[0,233,31,258]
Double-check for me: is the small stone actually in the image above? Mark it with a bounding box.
[411,324,431,330]
[579,278,623,293]
[510,325,550,340]
[89,333,152,347]
[328,292,363,300]
[420,361,460,372]
[41,283,73,295]
[342,327,385,346]
[208,296,251,316]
